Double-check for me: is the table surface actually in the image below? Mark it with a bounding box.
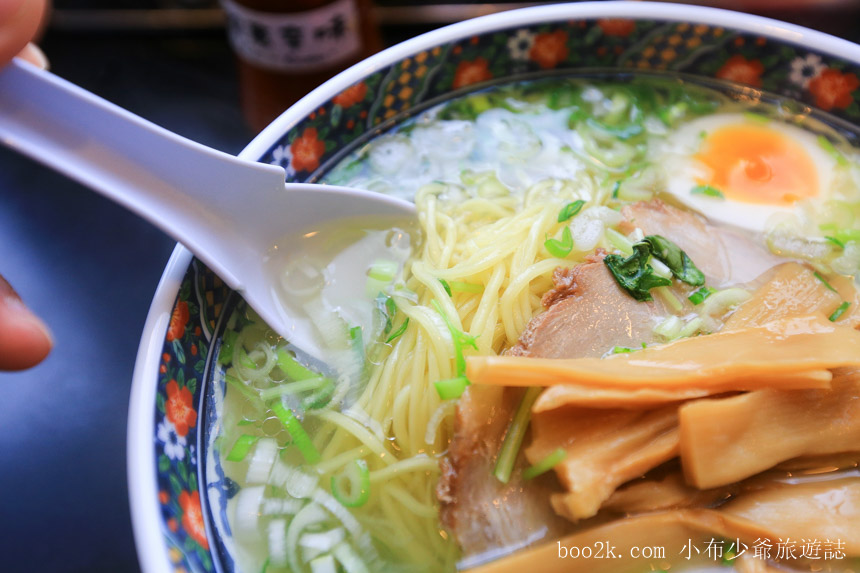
[1,10,859,573]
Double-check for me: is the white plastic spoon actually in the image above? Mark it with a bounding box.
[0,58,415,359]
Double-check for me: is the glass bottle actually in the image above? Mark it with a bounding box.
[222,0,381,131]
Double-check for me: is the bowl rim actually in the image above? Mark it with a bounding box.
[127,2,860,572]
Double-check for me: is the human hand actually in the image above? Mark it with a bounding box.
[0,277,52,370]
[1,0,48,68]
[1,0,52,370]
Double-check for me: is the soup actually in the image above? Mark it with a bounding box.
[210,76,860,573]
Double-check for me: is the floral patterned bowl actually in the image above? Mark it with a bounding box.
[127,2,860,571]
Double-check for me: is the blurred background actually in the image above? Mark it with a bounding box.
[1,1,859,572]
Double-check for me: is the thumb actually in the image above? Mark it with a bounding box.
[0,0,47,67]
[0,277,53,371]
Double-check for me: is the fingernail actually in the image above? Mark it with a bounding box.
[18,43,48,70]
[3,295,54,346]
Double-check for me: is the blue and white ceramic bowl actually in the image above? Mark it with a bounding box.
[127,2,860,571]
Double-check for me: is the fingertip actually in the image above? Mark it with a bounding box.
[0,296,53,371]
[17,42,48,69]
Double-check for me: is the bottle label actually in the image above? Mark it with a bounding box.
[222,0,362,72]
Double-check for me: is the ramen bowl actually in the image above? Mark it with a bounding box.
[127,2,860,572]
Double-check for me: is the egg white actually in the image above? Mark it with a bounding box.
[659,113,837,233]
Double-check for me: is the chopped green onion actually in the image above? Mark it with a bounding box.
[385,318,409,344]
[375,294,398,335]
[432,300,478,377]
[653,286,683,313]
[834,229,860,243]
[522,447,566,480]
[434,376,470,400]
[611,180,621,199]
[226,434,259,462]
[260,376,331,401]
[690,185,725,199]
[330,459,370,507]
[493,387,542,484]
[611,346,634,354]
[277,348,319,381]
[829,301,851,322]
[367,259,398,282]
[449,280,485,294]
[271,401,321,464]
[302,380,336,410]
[544,226,574,258]
[825,236,845,249]
[225,374,267,413]
[439,279,453,297]
[558,200,586,222]
[688,286,716,305]
[605,227,634,255]
[218,330,239,365]
[818,135,848,167]
[814,271,838,293]
[309,555,337,573]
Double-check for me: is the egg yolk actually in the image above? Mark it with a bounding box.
[694,124,819,205]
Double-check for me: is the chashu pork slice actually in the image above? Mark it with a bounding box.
[438,199,783,560]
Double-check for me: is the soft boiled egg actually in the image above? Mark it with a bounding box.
[662,113,837,233]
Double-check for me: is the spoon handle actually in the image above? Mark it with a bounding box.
[0,58,287,288]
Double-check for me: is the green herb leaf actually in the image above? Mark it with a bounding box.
[439,279,453,297]
[544,226,574,258]
[814,271,838,293]
[611,346,634,354]
[690,185,725,199]
[643,235,706,286]
[688,286,716,305]
[604,243,673,302]
[829,301,851,322]
[558,200,586,222]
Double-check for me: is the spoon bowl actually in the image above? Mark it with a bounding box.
[0,59,415,357]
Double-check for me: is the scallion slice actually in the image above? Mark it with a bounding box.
[385,318,409,344]
[277,348,319,381]
[544,226,574,258]
[825,236,845,249]
[688,286,716,305]
[434,376,470,400]
[493,387,542,484]
[367,259,398,282]
[439,279,453,297]
[830,301,851,322]
[431,300,478,377]
[818,134,848,166]
[271,401,321,464]
[330,459,371,508]
[558,200,586,222]
[522,447,566,480]
[690,185,725,199]
[226,434,259,462]
[814,271,838,293]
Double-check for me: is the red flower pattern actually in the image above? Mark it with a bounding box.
[333,82,368,108]
[290,127,326,173]
[165,379,197,437]
[715,54,764,88]
[179,490,209,550]
[452,57,493,89]
[808,68,860,111]
[598,19,635,37]
[529,30,569,69]
[166,300,189,342]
